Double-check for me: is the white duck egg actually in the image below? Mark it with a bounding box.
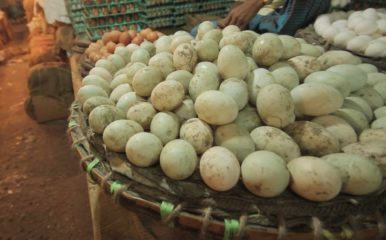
[362,8,378,21]
[333,31,356,48]
[377,19,386,35]
[354,19,378,35]
[348,15,364,30]
[322,26,339,42]
[332,20,348,30]
[347,35,371,52]
[365,41,386,58]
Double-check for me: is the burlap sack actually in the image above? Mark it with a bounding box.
[25,62,74,122]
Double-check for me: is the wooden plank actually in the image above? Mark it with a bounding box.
[70,54,83,95]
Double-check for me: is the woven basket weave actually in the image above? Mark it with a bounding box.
[68,102,386,240]
[349,0,386,9]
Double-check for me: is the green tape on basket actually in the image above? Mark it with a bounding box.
[68,120,78,128]
[223,219,239,240]
[110,181,123,194]
[160,201,174,221]
[86,158,100,174]
[71,142,80,149]
[340,225,354,239]
[322,229,337,240]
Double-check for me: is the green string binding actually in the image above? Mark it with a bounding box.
[86,158,100,174]
[71,142,80,149]
[160,201,175,221]
[110,181,123,194]
[322,229,337,240]
[68,120,78,129]
[223,219,239,240]
[340,225,354,239]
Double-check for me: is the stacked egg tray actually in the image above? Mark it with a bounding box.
[67,0,87,35]
[139,5,174,18]
[141,0,233,29]
[195,0,233,17]
[78,0,233,40]
[81,0,147,41]
[139,1,197,29]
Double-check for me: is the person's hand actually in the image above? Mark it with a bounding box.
[218,0,265,29]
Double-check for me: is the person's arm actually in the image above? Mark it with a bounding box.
[218,0,271,29]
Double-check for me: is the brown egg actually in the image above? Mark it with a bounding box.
[119,31,132,45]
[99,46,108,56]
[109,30,121,43]
[146,31,158,42]
[89,51,103,63]
[95,54,103,63]
[88,51,96,60]
[140,28,152,38]
[102,32,111,44]
[96,40,104,46]
[106,41,117,53]
[86,43,95,50]
[131,35,144,45]
[85,48,91,56]
[128,29,137,39]
[91,43,102,50]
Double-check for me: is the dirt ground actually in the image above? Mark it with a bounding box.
[0,28,93,239]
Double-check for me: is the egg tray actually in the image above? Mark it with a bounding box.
[84,12,143,29]
[138,0,174,7]
[139,1,231,28]
[191,9,229,19]
[140,5,175,19]
[144,17,177,28]
[81,2,142,19]
[81,0,140,7]
[68,101,386,239]
[71,12,84,21]
[173,3,200,15]
[70,13,86,34]
[137,3,198,20]
[73,23,88,35]
[196,1,233,12]
[139,0,232,19]
[65,0,86,35]
[70,3,83,12]
[139,11,187,28]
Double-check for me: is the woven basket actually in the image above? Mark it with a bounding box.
[67,102,386,240]
[349,0,386,10]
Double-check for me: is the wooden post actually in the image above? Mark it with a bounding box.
[0,11,13,45]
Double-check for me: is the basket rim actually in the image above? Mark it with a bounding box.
[67,101,385,239]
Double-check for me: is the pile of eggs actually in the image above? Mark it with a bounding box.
[85,28,162,63]
[315,8,386,58]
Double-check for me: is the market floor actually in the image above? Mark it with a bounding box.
[0,31,93,239]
